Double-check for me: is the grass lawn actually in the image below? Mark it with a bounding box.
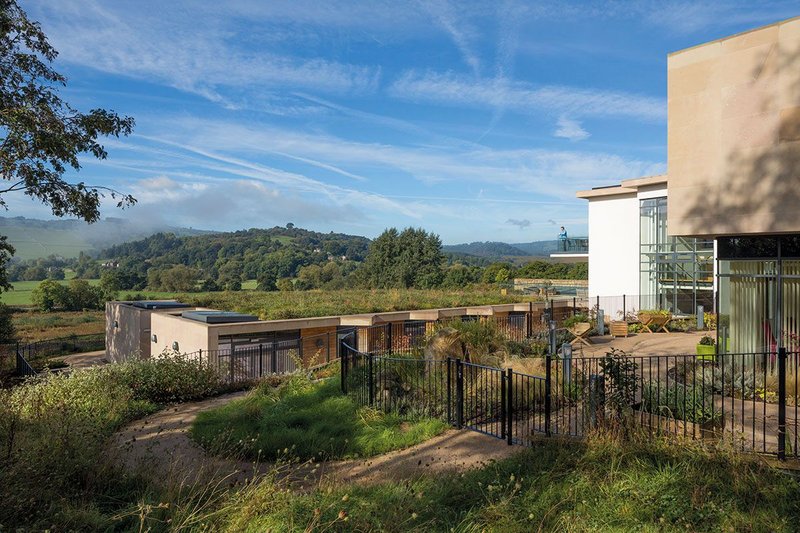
[220,435,800,532]
[191,376,448,461]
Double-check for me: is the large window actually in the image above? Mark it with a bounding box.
[639,197,714,314]
[717,235,800,354]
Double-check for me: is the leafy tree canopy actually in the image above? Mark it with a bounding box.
[0,0,135,291]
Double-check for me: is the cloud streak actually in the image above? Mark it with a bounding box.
[389,71,666,122]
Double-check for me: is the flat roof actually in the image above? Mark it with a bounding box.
[577,174,666,199]
[130,300,191,310]
[181,310,259,324]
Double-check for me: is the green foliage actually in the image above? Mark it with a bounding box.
[699,335,715,346]
[30,278,104,311]
[515,259,588,280]
[360,227,445,289]
[599,348,639,423]
[0,357,230,529]
[206,435,800,532]
[0,303,15,343]
[0,1,135,222]
[563,313,590,328]
[642,382,721,425]
[148,264,200,292]
[276,277,294,291]
[111,353,225,404]
[30,278,68,311]
[192,375,447,461]
[481,262,514,284]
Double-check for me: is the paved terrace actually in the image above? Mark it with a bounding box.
[577,330,707,357]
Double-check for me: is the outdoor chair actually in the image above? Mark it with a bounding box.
[569,322,593,346]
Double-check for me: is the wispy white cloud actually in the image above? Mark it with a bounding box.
[389,71,666,122]
[554,116,591,141]
[27,0,382,102]
[416,0,483,76]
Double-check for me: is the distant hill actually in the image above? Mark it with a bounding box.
[101,226,371,283]
[442,241,528,257]
[443,240,559,261]
[510,240,560,256]
[0,216,213,260]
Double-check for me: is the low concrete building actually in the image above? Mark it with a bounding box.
[106,300,574,364]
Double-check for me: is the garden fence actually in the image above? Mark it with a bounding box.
[172,301,583,385]
[341,325,799,461]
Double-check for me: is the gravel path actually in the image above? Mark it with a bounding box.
[107,391,520,489]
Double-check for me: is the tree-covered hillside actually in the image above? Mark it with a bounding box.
[100,226,370,290]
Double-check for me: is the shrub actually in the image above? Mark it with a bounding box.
[699,335,715,346]
[563,313,589,329]
[110,352,225,404]
[642,381,721,425]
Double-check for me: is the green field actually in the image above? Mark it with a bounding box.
[2,225,93,260]
[2,276,100,307]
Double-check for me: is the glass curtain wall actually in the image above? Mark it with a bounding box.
[639,197,714,314]
[717,236,800,355]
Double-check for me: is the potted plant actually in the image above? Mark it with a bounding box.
[696,335,716,360]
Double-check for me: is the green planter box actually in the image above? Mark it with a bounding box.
[696,344,716,360]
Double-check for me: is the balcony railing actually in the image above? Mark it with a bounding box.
[552,237,588,254]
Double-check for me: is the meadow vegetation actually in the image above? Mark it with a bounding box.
[0,356,231,530]
[0,354,798,531]
[192,376,448,461]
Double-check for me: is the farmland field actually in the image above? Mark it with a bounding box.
[1,276,101,307]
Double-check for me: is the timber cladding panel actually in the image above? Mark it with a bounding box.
[299,326,338,365]
[667,16,800,237]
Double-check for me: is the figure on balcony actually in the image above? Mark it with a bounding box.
[558,226,568,251]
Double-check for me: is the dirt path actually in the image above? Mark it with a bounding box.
[108,392,520,489]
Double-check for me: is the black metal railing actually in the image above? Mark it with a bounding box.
[340,333,799,460]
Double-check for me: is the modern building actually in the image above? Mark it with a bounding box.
[579,16,800,353]
[106,299,571,363]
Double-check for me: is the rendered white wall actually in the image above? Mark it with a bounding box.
[587,193,640,318]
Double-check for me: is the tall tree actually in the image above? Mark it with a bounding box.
[0,0,135,290]
[361,227,445,289]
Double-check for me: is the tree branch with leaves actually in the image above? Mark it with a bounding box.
[0,0,135,228]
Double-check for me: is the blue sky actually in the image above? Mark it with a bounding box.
[14,1,799,243]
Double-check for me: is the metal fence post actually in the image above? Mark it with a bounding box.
[271,341,277,373]
[340,342,348,394]
[455,358,464,429]
[573,297,577,317]
[548,320,557,357]
[527,302,533,339]
[501,369,507,440]
[258,344,263,377]
[506,368,513,445]
[368,353,375,406]
[387,323,393,355]
[229,347,234,383]
[623,294,626,319]
[447,358,453,425]
[545,353,552,437]
[778,347,787,460]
